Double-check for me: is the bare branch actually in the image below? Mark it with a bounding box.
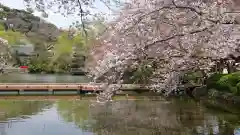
[76,0,88,39]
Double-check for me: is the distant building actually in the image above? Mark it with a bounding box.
[10,44,35,64]
[11,44,34,56]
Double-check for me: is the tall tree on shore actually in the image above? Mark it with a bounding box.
[89,0,240,102]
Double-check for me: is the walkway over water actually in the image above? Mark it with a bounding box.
[0,83,147,91]
[0,83,149,95]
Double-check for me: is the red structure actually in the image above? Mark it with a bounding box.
[19,66,28,73]
[20,66,28,69]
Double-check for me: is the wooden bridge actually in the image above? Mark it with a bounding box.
[0,83,149,95]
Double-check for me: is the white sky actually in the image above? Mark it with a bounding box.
[0,0,113,28]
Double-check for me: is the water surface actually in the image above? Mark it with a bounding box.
[0,73,90,83]
[0,96,240,135]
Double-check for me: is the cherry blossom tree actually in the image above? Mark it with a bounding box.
[0,37,12,70]
[88,0,240,102]
[24,0,240,102]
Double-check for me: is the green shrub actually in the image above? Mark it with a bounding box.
[206,72,240,95]
[183,71,205,85]
[235,82,240,95]
[129,64,154,84]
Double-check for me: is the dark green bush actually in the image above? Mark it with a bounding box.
[129,64,153,84]
[206,73,228,91]
[183,71,205,85]
[27,56,71,74]
[206,72,240,95]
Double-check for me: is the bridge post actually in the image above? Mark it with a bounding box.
[48,89,54,95]
[18,89,24,95]
[77,89,81,95]
[77,85,83,95]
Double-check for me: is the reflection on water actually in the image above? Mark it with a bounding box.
[0,73,90,83]
[0,100,52,121]
[0,97,240,135]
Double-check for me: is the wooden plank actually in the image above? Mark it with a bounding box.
[0,85,80,90]
[0,83,102,85]
[48,84,81,90]
[0,83,148,91]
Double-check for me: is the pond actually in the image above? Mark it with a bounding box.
[0,96,240,135]
[0,73,90,83]
[0,74,240,134]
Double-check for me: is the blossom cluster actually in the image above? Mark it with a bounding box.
[87,0,240,101]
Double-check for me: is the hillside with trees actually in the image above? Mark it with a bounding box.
[0,3,102,74]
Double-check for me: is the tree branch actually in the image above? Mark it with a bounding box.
[144,27,210,49]
[123,0,239,33]
[76,0,88,39]
[99,0,118,12]
[172,0,202,15]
